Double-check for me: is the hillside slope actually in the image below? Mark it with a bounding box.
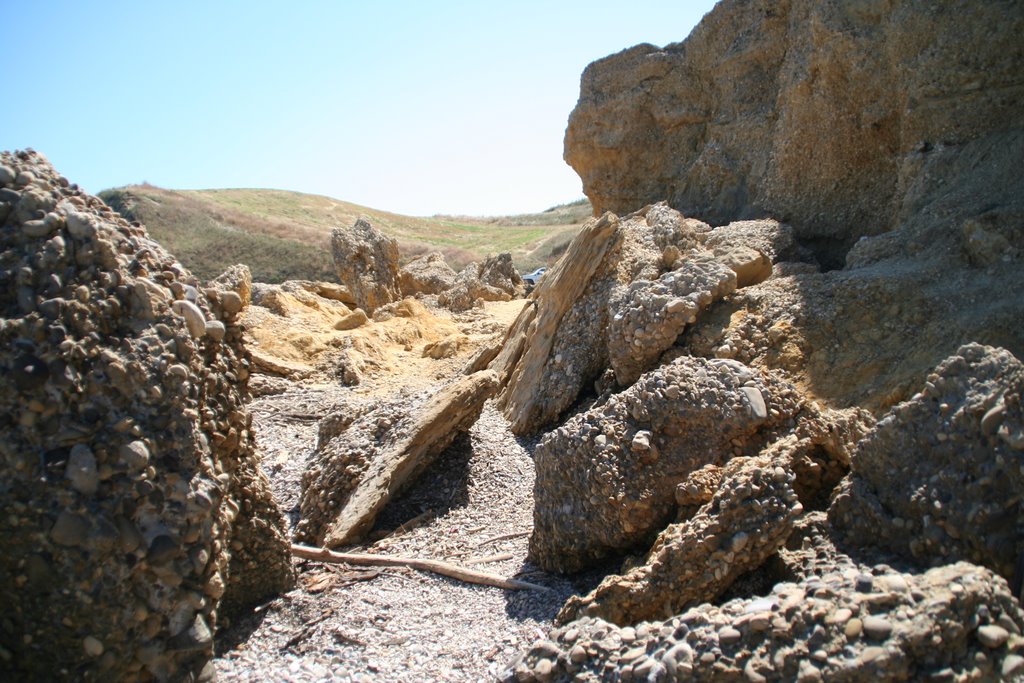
[100,185,589,283]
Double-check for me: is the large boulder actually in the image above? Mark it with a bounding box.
[564,0,1024,266]
[528,355,805,573]
[398,251,458,296]
[477,252,525,297]
[830,343,1024,583]
[208,263,253,309]
[330,217,400,314]
[437,252,523,312]
[559,454,803,626]
[0,150,293,681]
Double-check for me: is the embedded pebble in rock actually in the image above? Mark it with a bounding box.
[172,298,207,338]
[64,444,99,495]
[977,625,1009,649]
[0,150,293,681]
[205,319,226,342]
[862,616,893,641]
[530,353,808,573]
[503,563,1024,682]
[830,343,1024,582]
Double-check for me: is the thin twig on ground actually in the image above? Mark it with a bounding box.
[291,544,550,591]
[465,553,514,565]
[475,530,531,548]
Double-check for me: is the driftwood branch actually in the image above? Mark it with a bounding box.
[291,544,549,592]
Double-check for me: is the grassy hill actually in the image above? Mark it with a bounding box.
[99,185,590,283]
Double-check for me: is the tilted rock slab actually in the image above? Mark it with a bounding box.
[830,343,1024,583]
[607,252,736,385]
[503,561,1024,682]
[493,204,784,435]
[330,217,400,315]
[529,355,804,573]
[0,150,293,681]
[559,454,803,626]
[295,370,498,547]
[490,213,620,432]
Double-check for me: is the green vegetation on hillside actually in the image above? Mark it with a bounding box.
[99,185,590,284]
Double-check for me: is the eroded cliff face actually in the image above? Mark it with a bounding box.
[564,0,1024,266]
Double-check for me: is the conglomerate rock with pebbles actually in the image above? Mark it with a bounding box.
[606,252,736,385]
[830,343,1024,583]
[528,354,806,573]
[502,561,1024,683]
[0,150,293,681]
[493,203,794,435]
[558,454,804,626]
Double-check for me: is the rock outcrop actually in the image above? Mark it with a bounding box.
[559,454,803,626]
[500,3,1024,681]
[295,370,498,547]
[503,562,1024,683]
[330,217,400,315]
[0,150,293,681]
[437,252,524,312]
[492,204,799,435]
[554,1,1024,418]
[398,251,458,296]
[477,252,525,297]
[830,343,1024,583]
[529,355,804,573]
[565,0,1024,265]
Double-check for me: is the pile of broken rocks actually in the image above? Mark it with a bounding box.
[490,202,1024,682]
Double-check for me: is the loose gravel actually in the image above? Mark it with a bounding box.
[213,383,590,682]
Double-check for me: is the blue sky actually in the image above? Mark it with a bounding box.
[1,1,716,215]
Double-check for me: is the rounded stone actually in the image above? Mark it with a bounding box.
[845,618,863,639]
[719,626,742,645]
[977,624,1009,648]
[205,320,226,342]
[119,440,150,471]
[147,535,179,565]
[65,444,99,496]
[82,636,104,657]
[862,616,893,640]
[171,299,207,338]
